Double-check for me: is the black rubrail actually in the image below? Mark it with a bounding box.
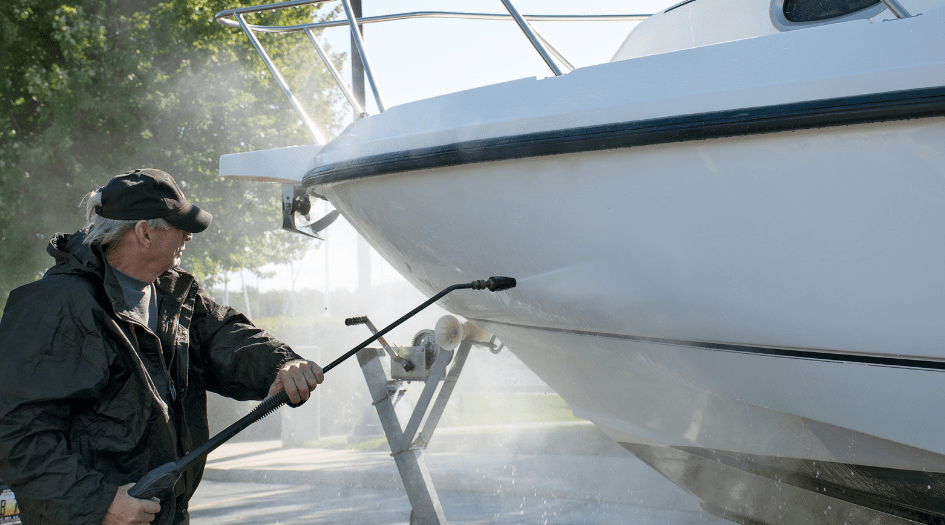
[304,86,945,188]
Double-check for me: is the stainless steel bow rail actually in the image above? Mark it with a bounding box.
[214,0,649,143]
[127,276,515,507]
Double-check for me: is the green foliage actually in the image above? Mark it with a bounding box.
[0,0,345,304]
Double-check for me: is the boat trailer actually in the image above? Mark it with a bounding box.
[346,312,505,524]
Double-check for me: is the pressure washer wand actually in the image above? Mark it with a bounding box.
[128,276,515,501]
[324,276,515,375]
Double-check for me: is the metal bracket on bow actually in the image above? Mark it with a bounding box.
[281,183,340,239]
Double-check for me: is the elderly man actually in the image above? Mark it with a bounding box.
[0,169,324,525]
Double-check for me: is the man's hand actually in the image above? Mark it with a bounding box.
[102,483,160,524]
[269,359,324,404]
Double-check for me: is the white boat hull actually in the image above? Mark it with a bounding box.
[322,116,945,459]
[314,116,945,522]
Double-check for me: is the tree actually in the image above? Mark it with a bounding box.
[0,0,344,306]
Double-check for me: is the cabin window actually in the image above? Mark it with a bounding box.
[771,0,887,30]
[782,0,882,22]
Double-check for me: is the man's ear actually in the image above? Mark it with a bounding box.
[133,221,151,245]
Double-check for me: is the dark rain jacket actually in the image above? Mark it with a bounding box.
[0,231,302,525]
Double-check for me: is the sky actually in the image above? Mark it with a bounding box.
[225,0,677,297]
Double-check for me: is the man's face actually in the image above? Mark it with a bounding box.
[149,224,192,272]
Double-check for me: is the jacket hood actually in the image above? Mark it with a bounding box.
[46,230,196,318]
[46,230,109,282]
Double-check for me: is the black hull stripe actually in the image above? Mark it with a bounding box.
[623,443,945,522]
[471,318,945,372]
[304,85,945,187]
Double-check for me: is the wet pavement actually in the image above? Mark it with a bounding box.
[193,441,729,524]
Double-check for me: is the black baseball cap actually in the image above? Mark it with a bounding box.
[96,169,213,233]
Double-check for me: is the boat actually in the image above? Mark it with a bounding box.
[215,0,945,522]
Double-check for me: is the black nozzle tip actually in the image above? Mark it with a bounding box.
[486,276,516,292]
[470,276,516,292]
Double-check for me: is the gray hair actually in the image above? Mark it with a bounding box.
[80,189,170,247]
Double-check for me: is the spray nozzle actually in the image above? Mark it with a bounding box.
[471,276,517,292]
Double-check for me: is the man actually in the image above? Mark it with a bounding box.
[0,169,324,524]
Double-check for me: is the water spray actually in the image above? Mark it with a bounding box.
[127,276,516,501]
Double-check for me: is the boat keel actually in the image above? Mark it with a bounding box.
[622,442,945,524]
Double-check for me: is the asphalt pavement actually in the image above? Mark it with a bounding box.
[196,440,729,524]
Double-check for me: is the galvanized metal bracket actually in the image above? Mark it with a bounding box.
[281,183,340,239]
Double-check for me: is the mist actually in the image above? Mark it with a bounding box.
[198,210,719,524]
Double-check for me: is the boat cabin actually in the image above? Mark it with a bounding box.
[613,0,941,59]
